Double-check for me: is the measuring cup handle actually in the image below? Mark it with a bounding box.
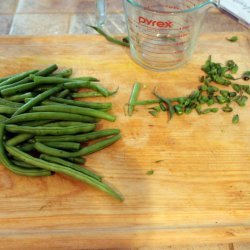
[96,0,106,27]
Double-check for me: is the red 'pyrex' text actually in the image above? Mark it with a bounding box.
[138,16,173,28]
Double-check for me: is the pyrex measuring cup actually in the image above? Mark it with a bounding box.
[96,0,220,71]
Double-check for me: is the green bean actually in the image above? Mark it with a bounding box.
[18,142,35,152]
[128,82,141,116]
[88,25,129,47]
[5,92,33,102]
[40,154,101,181]
[34,134,121,158]
[20,120,51,127]
[0,124,51,177]
[6,112,97,124]
[35,128,120,142]
[88,82,110,97]
[0,73,19,83]
[49,96,112,110]
[0,69,38,88]
[0,114,8,121]
[6,133,34,146]
[56,89,71,98]
[49,68,72,78]
[40,100,59,106]
[68,157,86,164]
[1,81,41,96]
[43,121,89,127]
[0,78,32,92]
[0,105,17,115]
[42,142,81,151]
[31,104,116,122]
[72,91,103,98]
[5,144,123,201]
[34,76,94,84]
[11,159,40,169]
[6,123,95,135]
[72,77,99,82]
[36,64,58,76]
[12,84,64,116]
[0,98,22,108]
[63,81,91,89]
[132,99,160,106]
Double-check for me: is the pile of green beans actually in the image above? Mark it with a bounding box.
[0,65,123,201]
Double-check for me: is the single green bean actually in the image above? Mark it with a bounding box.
[12,84,64,116]
[0,73,19,83]
[35,129,120,142]
[6,133,34,146]
[0,98,22,108]
[88,82,110,97]
[0,69,38,87]
[6,112,97,124]
[1,81,42,96]
[43,121,90,127]
[40,154,102,181]
[11,159,41,169]
[63,81,91,89]
[42,142,81,151]
[88,25,129,47]
[5,144,123,201]
[68,157,86,164]
[36,64,58,76]
[34,134,121,158]
[0,78,32,92]
[50,96,112,110]
[0,124,51,177]
[0,105,17,115]
[56,89,71,98]
[6,123,95,135]
[128,82,141,116]
[72,91,103,98]
[72,76,99,82]
[18,142,35,152]
[31,104,116,122]
[0,114,8,121]
[34,76,94,84]
[132,99,160,105]
[5,92,33,102]
[20,120,51,127]
[49,68,73,78]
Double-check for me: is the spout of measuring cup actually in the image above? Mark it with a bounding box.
[96,0,106,27]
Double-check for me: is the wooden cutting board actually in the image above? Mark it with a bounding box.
[0,32,249,249]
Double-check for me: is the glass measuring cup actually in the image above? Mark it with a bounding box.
[96,0,220,71]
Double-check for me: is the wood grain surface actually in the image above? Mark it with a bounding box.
[0,32,249,249]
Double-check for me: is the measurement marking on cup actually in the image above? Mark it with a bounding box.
[134,46,185,56]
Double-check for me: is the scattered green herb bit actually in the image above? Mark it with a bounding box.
[220,90,229,98]
[174,104,184,115]
[149,106,161,112]
[207,99,214,106]
[232,114,239,124]
[235,95,248,107]
[242,71,250,81]
[224,74,235,80]
[88,25,130,47]
[226,36,238,42]
[146,170,154,175]
[222,105,233,112]
[148,110,158,117]
[155,160,164,163]
[199,76,205,83]
[159,102,167,111]
[216,95,230,104]
[228,92,237,98]
[199,85,208,91]
[232,83,241,93]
